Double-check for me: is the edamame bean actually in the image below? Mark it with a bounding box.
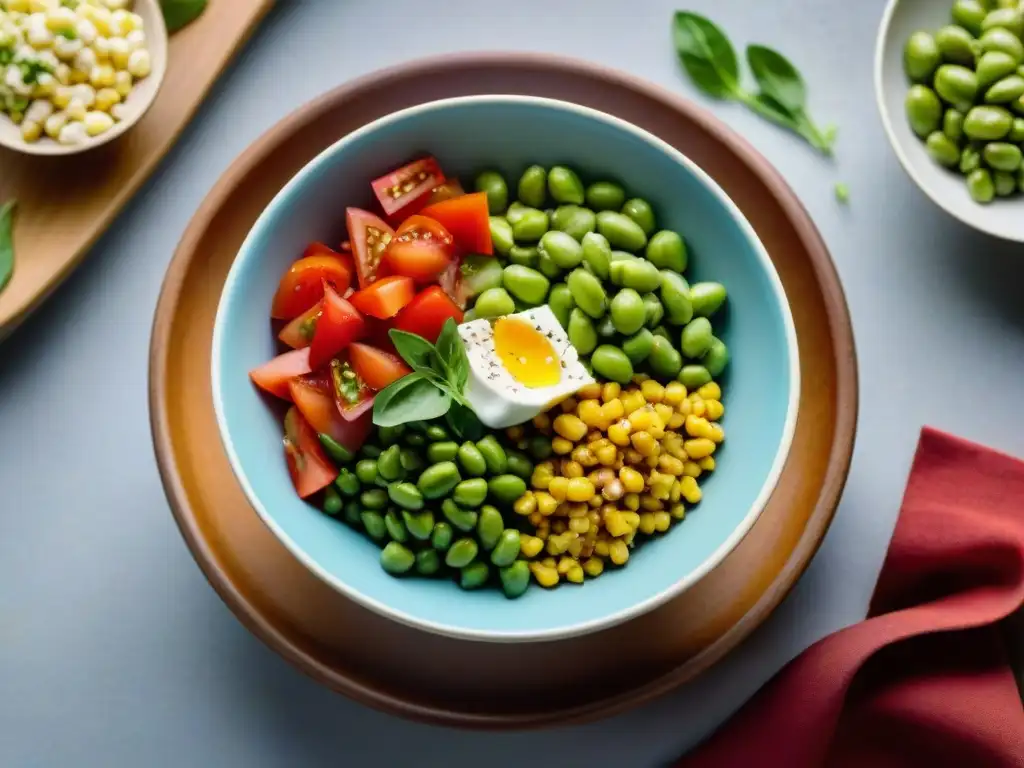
[402,509,434,540]
[427,442,459,464]
[567,268,608,319]
[610,258,662,292]
[453,478,488,508]
[385,509,408,542]
[622,328,655,364]
[445,538,479,569]
[621,198,656,235]
[904,30,942,81]
[415,549,441,576]
[537,250,563,280]
[952,0,987,36]
[645,230,688,273]
[475,170,508,214]
[703,337,730,377]
[648,336,683,379]
[580,232,612,280]
[585,181,626,211]
[548,283,575,329]
[322,485,343,516]
[597,315,617,340]
[377,425,404,445]
[644,292,666,328]
[517,165,547,208]
[335,468,361,497]
[360,488,388,510]
[377,445,404,482]
[404,432,426,448]
[361,511,388,541]
[490,529,521,567]
[318,433,354,464]
[459,562,490,589]
[1010,117,1024,140]
[567,308,598,355]
[442,498,478,532]
[476,505,505,549]
[943,108,965,141]
[965,104,1014,138]
[681,317,714,358]
[488,474,528,506]
[591,345,634,384]
[935,24,979,65]
[476,435,508,474]
[960,144,983,172]
[982,6,1024,38]
[927,131,962,166]
[380,542,415,574]
[934,66,978,112]
[986,73,1024,101]
[505,450,534,480]
[984,141,1023,169]
[977,50,1018,88]
[354,459,378,485]
[489,216,514,256]
[539,230,584,269]
[400,449,424,473]
[610,288,646,335]
[431,521,454,550]
[551,205,597,241]
[548,166,585,204]
[596,211,648,252]
[342,500,362,527]
[506,201,529,225]
[388,482,424,511]
[659,271,694,325]
[503,264,550,305]
[417,461,461,499]
[425,425,449,442]
[994,169,1017,195]
[679,364,712,389]
[652,325,671,341]
[689,282,728,317]
[527,435,553,461]
[609,250,637,263]
[457,442,488,477]
[509,245,540,268]
[967,167,996,201]
[500,561,530,598]
[980,26,1024,62]
[475,287,515,318]
[511,208,549,242]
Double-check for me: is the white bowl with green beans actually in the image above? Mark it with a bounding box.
[877,0,1024,240]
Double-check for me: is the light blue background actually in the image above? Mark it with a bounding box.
[2,0,1022,766]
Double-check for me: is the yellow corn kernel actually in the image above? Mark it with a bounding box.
[621,511,641,529]
[618,467,644,494]
[608,419,632,446]
[683,461,702,479]
[601,478,624,501]
[569,516,590,534]
[663,381,687,405]
[620,390,645,415]
[529,511,544,527]
[20,120,42,142]
[44,112,67,138]
[628,406,654,432]
[565,502,587,518]
[684,414,708,438]
[552,436,573,455]
[520,535,544,558]
[653,511,672,532]
[541,556,557,568]
[557,397,577,414]
[623,492,640,511]
[577,382,602,400]
[588,495,603,509]
[638,512,657,535]
[577,398,607,428]
[533,412,551,431]
[669,479,682,502]
[621,448,642,466]
[649,472,673,501]
[566,477,595,502]
[600,398,625,423]
[677,398,693,417]
[585,430,603,444]
[697,382,722,401]
[562,460,584,479]
[505,425,525,442]
[7,0,29,11]
[640,379,665,403]
[513,491,537,516]
[567,536,585,558]
[66,98,87,121]
[630,430,658,457]
[658,455,685,476]
[531,462,554,490]
[653,402,674,424]
[708,424,726,444]
[667,411,686,429]
[640,493,663,511]
[582,557,604,577]
[535,491,558,516]
[670,503,686,520]
[690,398,706,418]
[699,456,716,471]
[632,373,650,384]
[571,445,598,467]
[126,48,151,78]
[601,382,621,402]
[663,436,686,460]
[93,86,120,112]
[564,563,584,583]
[547,477,569,502]
[112,69,132,97]
[705,399,725,421]
[603,510,632,537]
[595,443,618,466]
[89,63,116,88]
[609,539,630,565]
[553,414,587,442]
[684,438,716,459]
[529,562,559,587]
[536,521,550,538]
[556,556,575,575]
[594,539,611,557]
[680,476,703,504]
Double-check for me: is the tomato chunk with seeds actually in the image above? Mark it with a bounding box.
[348,343,411,391]
[282,406,338,498]
[384,215,455,282]
[270,254,353,320]
[278,301,322,350]
[349,275,416,320]
[394,286,464,343]
[309,284,367,370]
[371,157,446,218]
[420,192,492,255]
[249,347,312,400]
[346,208,395,289]
[423,178,465,206]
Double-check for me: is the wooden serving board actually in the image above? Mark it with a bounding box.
[0,0,275,341]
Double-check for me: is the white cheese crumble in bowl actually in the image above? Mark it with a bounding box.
[0,0,167,156]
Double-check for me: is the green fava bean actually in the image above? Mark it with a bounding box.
[967,167,997,202]
[500,561,531,598]
[508,245,539,268]
[402,508,434,540]
[475,287,515,318]
[426,424,450,441]
[1010,117,1024,140]
[591,345,634,384]
[906,87,941,137]
[980,27,1024,62]
[400,449,424,473]
[505,450,534,480]
[511,208,549,242]
[536,250,563,280]
[460,562,490,590]
[964,105,1014,138]
[982,7,1024,38]
[703,337,730,377]
[361,511,388,541]
[548,283,575,329]
[539,230,584,269]
[463,253,507,297]
[610,258,662,292]
[457,442,488,477]
[610,288,646,335]
[551,205,597,241]
[517,165,547,208]
[984,141,1023,169]
[490,529,521,567]
[548,166,585,204]
[681,317,714,358]
[952,0,988,36]
[904,30,942,81]
[527,435,553,461]
[476,505,505,549]
[475,170,508,214]
[414,548,441,576]
[427,441,459,463]
[388,482,424,511]
[934,65,979,111]
[343,500,363,527]
[476,435,508,474]
[355,459,378,486]
[318,433,354,465]
[567,268,608,319]
[380,542,415,575]
[596,210,648,252]
[597,315,617,340]
[609,250,637,263]
[322,485,343,516]
[488,216,514,256]
[689,282,728,317]
[994,169,1018,195]
[621,198,656,235]
[935,25,979,66]
[384,509,408,542]
[453,478,489,508]
[648,336,683,379]
[986,74,1024,101]
[644,292,666,328]
[943,108,965,141]
[488,474,528,506]
[926,131,962,167]
[679,364,712,389]
[442,498,478,532]
[977,51,1017,88]
[335,468,361,497]
[567,308,598,355]
[960,144,983,172]
[417,461,461,499]
[377,425,405,445]
[622,328,655,364]
[585,181,626,211]
[431,521,454,551]
[503,264,550,304]
[660,271,694,326]
[376,445,404,482]
[646,230,688,273]
[360,488,388,510]
[445,538,479,569]
[505,201,528,225]
[580,232,612,280]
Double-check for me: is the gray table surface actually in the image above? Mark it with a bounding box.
[3,0,1024,765]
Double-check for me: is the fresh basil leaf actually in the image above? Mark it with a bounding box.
[0,200,15,295]
[747,92,799,128]
[161,0,208,33]
[389,329,437,370]
[672,11,740,99]
[372,373,452,428]
[434,318,469,390]
[445,401,484,442]
[746,44,807,115]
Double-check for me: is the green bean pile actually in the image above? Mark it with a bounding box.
[464,164,729,387]
[903,0,1024,203]
[321,421,536,598]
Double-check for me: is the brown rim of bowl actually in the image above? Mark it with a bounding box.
[149,51,858,726]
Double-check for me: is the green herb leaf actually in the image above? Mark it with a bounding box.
[672,11,740,99]
[746,45,806,115]
[435,318,469,390]
[160,0,208,33]
[445,401,484,442]
[372,373,452,428]
[0,200,15,295]
[390,329,438,371]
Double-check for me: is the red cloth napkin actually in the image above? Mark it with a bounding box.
[677,427,1024,768]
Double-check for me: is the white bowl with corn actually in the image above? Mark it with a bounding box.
[0,0,166,155]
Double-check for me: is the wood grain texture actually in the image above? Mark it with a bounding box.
[0,0,274,340]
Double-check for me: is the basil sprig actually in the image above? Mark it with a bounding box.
[0,200,15,295]
[672,12,836,155]
[160,0,208,33]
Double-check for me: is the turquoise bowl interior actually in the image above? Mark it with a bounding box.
[212,96,798,642]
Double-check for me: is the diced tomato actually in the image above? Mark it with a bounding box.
[420,192,492,255]
[363,316,398,355]
[249,348,312,400]
[394,286,464,343]
[348,342,411,391]
[278,301,322,349]
[309,283,367,370]
[349,275,416,320]
[288,376,373,449]
[383,214,455,282]
[282,406,338,498]
[437,258,471,309]
[424,179,465,206]
[326,357,375,421]
[371,156,446,219]
[270,254,353,320]
[346,208,395,289]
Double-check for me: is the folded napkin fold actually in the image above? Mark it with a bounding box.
[677,427,1024,768]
